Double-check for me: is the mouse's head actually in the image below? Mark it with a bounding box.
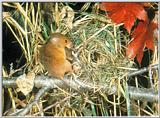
[49,33,72,48]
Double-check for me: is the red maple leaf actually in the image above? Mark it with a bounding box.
[100,2,148,33]
[126,21,157,65]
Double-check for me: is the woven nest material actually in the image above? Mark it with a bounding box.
[68,21,134,88]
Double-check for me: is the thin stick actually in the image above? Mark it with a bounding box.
[11,86,50,116]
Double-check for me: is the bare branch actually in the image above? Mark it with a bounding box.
[3,76,117,95]
[19,86,49,116]
[2,63,158,116]
[128,63,158,77]
[3,75,158,103]
[128,86,158,103]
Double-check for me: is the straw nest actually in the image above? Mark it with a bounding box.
[66,20,134,89]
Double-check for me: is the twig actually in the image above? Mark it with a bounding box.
[128,63,158,77]
[33,93,76,116]
[3,75,158,103]
[11,86,50,116]
[128,86,158,103]
[3,76,117,95]
[2,63,158,116]
[3,76,117,116]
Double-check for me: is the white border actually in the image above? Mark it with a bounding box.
[0,1,2,117]
[158,2,160,116]
[1,0,160,2]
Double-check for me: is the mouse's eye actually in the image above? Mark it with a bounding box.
[65,40,68,44]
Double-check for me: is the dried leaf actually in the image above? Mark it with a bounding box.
[16,72,35,96]
[60,6,75,29]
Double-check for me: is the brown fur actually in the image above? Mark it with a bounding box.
[40,33,73,79]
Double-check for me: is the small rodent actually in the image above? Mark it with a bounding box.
[40,33,73,79]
